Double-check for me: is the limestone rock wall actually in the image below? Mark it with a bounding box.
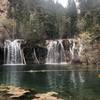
[0,0,9,18]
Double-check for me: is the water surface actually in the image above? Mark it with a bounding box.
[0,65,100,100]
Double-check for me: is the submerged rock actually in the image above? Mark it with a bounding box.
[7,86,30,98]
[0,85,63,100]
[33,92,63,100]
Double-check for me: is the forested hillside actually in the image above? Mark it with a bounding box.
[0,0,99,42]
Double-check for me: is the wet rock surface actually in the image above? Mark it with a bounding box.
[0,0,9,17]
[0,47,4,64]
[23,41,47,64]
[33,92,63,100]
[0,85,63,100]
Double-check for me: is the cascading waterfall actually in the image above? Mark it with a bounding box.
[4,39,26,65]
[46,40,66,64]
[69,39,76,60]
[69,39,83,61]
[46,39,83,64]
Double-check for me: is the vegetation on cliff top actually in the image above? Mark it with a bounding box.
[0,0,99,43]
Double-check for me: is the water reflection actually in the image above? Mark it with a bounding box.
[2,66,23,86]
[0,65,100,99]
[70,71,85,88]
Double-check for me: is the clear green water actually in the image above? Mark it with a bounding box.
[0,65,100,100]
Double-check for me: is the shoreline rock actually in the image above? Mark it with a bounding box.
[0,85,63,100]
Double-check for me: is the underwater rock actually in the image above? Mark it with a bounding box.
[33,92,63,100]
[0,85,37,100]
[0,85,63,100]
[7,86,30,98]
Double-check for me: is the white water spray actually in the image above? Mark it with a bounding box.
[46,40,66,64]
[46,39,83,64]
[4,39,26,65]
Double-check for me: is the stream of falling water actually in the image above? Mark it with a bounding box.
[4,39,26,65]
[46,39,83,64]
[46,39,67,64]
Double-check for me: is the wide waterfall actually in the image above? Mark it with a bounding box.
[46,40,66,64]
[46,39,83,64]
[4,39,26,65]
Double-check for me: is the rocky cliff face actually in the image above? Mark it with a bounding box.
[0,0,9,64]
[0,0,9,18]
[0,0,9,42]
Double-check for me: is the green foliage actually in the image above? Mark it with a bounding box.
[90,25,100,41]
[8,0,69,40]
[7,0,100,42]
[77,9,100,41]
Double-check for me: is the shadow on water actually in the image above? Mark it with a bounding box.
[0,64,100,99]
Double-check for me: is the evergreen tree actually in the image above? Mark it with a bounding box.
[67,0,78,38]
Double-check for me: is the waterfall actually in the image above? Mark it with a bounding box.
[46,39,83,64]
[69,39,83,62]
[69,39,76,60]
[4,39,26,65]
[46,39,66,64]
